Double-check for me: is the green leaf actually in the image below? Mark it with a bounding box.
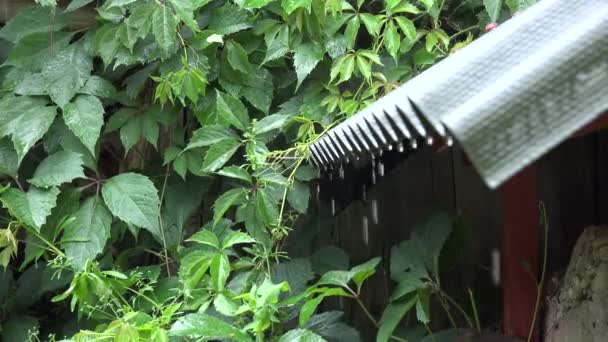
[169,0,200,31]
[390,277,425,301]
[294,42,324,89]
[0,187,59,231]
[244,0,275,9]
[304,312,361,342]
[62,196,112,271]
[42,44,92,109]
[210,252,230,290]
[28,151,85,188]
[125,3,155,39]
[213,188,247,225]
[414,48,436,66]
[152,5,178,54]
[188,229,220,248]
[208,3,252,35]
[10,105,57,163]
[271,258,314,294]
[66,0,95,12]
[4,32,73,70]
[263,25,290,64]
[93,24,122,65]
[360,13,381,38]
[203,138,241,172]
[390,239,428,281]
[0,139,18,176]
[101,173,161,239]
[63,95,105,156]
[344,16,360,49]
[255,187,279,227]
[226,40,252,74]
[415,287,431,324]
[213,293,240,316]
[299,288,351,326]
[282,0,313,14]
[351,257,380,290]
[170,313,251,341]
[280,329,327,342]
[484,0,503,22]
[256,114,290,135]
[413,212,453,275]
[107,0,138,7]
[0,7,68,43]
[115,324,139,342]
[1,315,39,342]
[217,166,252,183]
[384,20,400,60]
[394,17,416,40]
[355,55,372,80]
[14,73,47,96]
[216,91,250,131]
[186,125,239,150]
[242,67,274,114]
[377,297,417,342]
[79,76,117,99]
[222,231,256,249]
[287,180,309,214]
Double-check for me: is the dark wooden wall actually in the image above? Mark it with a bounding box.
[291,130,608,340]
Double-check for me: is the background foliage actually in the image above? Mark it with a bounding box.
[0,0,535,340]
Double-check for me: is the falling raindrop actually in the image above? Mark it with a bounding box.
[379,150,383,157]
[426,136,434,145]
[371,199,378,224]
[397,142,405,153]
[345,157,350,164]
[315,183,320,205]
[331,197,336,216]
[387,144,393,151]
[410,139,418,149]
[362,215,369,246]
[371,159,376,184]
[362,185,367,202]
[378,161,384,177]
[339,164,344,179]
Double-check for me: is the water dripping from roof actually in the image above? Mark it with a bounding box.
[410,139,418,149]
[371,199,378,225]
[362,215,369,246]
[362,185,367,203]
[397,142,405,152]
[331,197,336,216]
[378,161,385,177]
[426,136,434,145]
[339,164,344,179]
[387,144,393,151]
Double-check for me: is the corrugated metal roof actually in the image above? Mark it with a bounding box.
[310,0,608,188]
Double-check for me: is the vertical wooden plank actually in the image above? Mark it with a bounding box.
[501,165,538,340]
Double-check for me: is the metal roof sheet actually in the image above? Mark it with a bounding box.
[310,0,608,188]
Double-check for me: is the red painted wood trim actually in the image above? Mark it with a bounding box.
[500,165,539,340]
[573,112,608,137]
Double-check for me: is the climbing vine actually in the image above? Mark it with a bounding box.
[0,0,534,340]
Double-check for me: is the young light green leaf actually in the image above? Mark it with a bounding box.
[213,188,247,225]
[170,313,251,341]
[0,187,59,231]
[360,13,381,38]
[244,0,274,9]
[344,16,360,49]
[186,125,240,150]
[210,252,230,290]
[188,229,220,248]
[293,42,324,89]
[355,55,372,80]
[221,231,256,249]
[101,173,161,239]
[28,151,85,188]
[42,44,92,109]
[351,257,380,290]
[217,166,252,183]
[384,20,400,60]
[216,91,250,131]
[62,196,112,271]
[281,0,313,14]
[63,95,105,156]
[202,138,241,172]
[152,5,178,54]
[484,0,503,22]
[394,17,416,41]
[377,297,417,342]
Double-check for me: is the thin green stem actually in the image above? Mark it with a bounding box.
[527,202,549,342]
[468,288,481,333]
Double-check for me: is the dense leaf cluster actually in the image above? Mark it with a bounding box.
[0,0,534,340]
